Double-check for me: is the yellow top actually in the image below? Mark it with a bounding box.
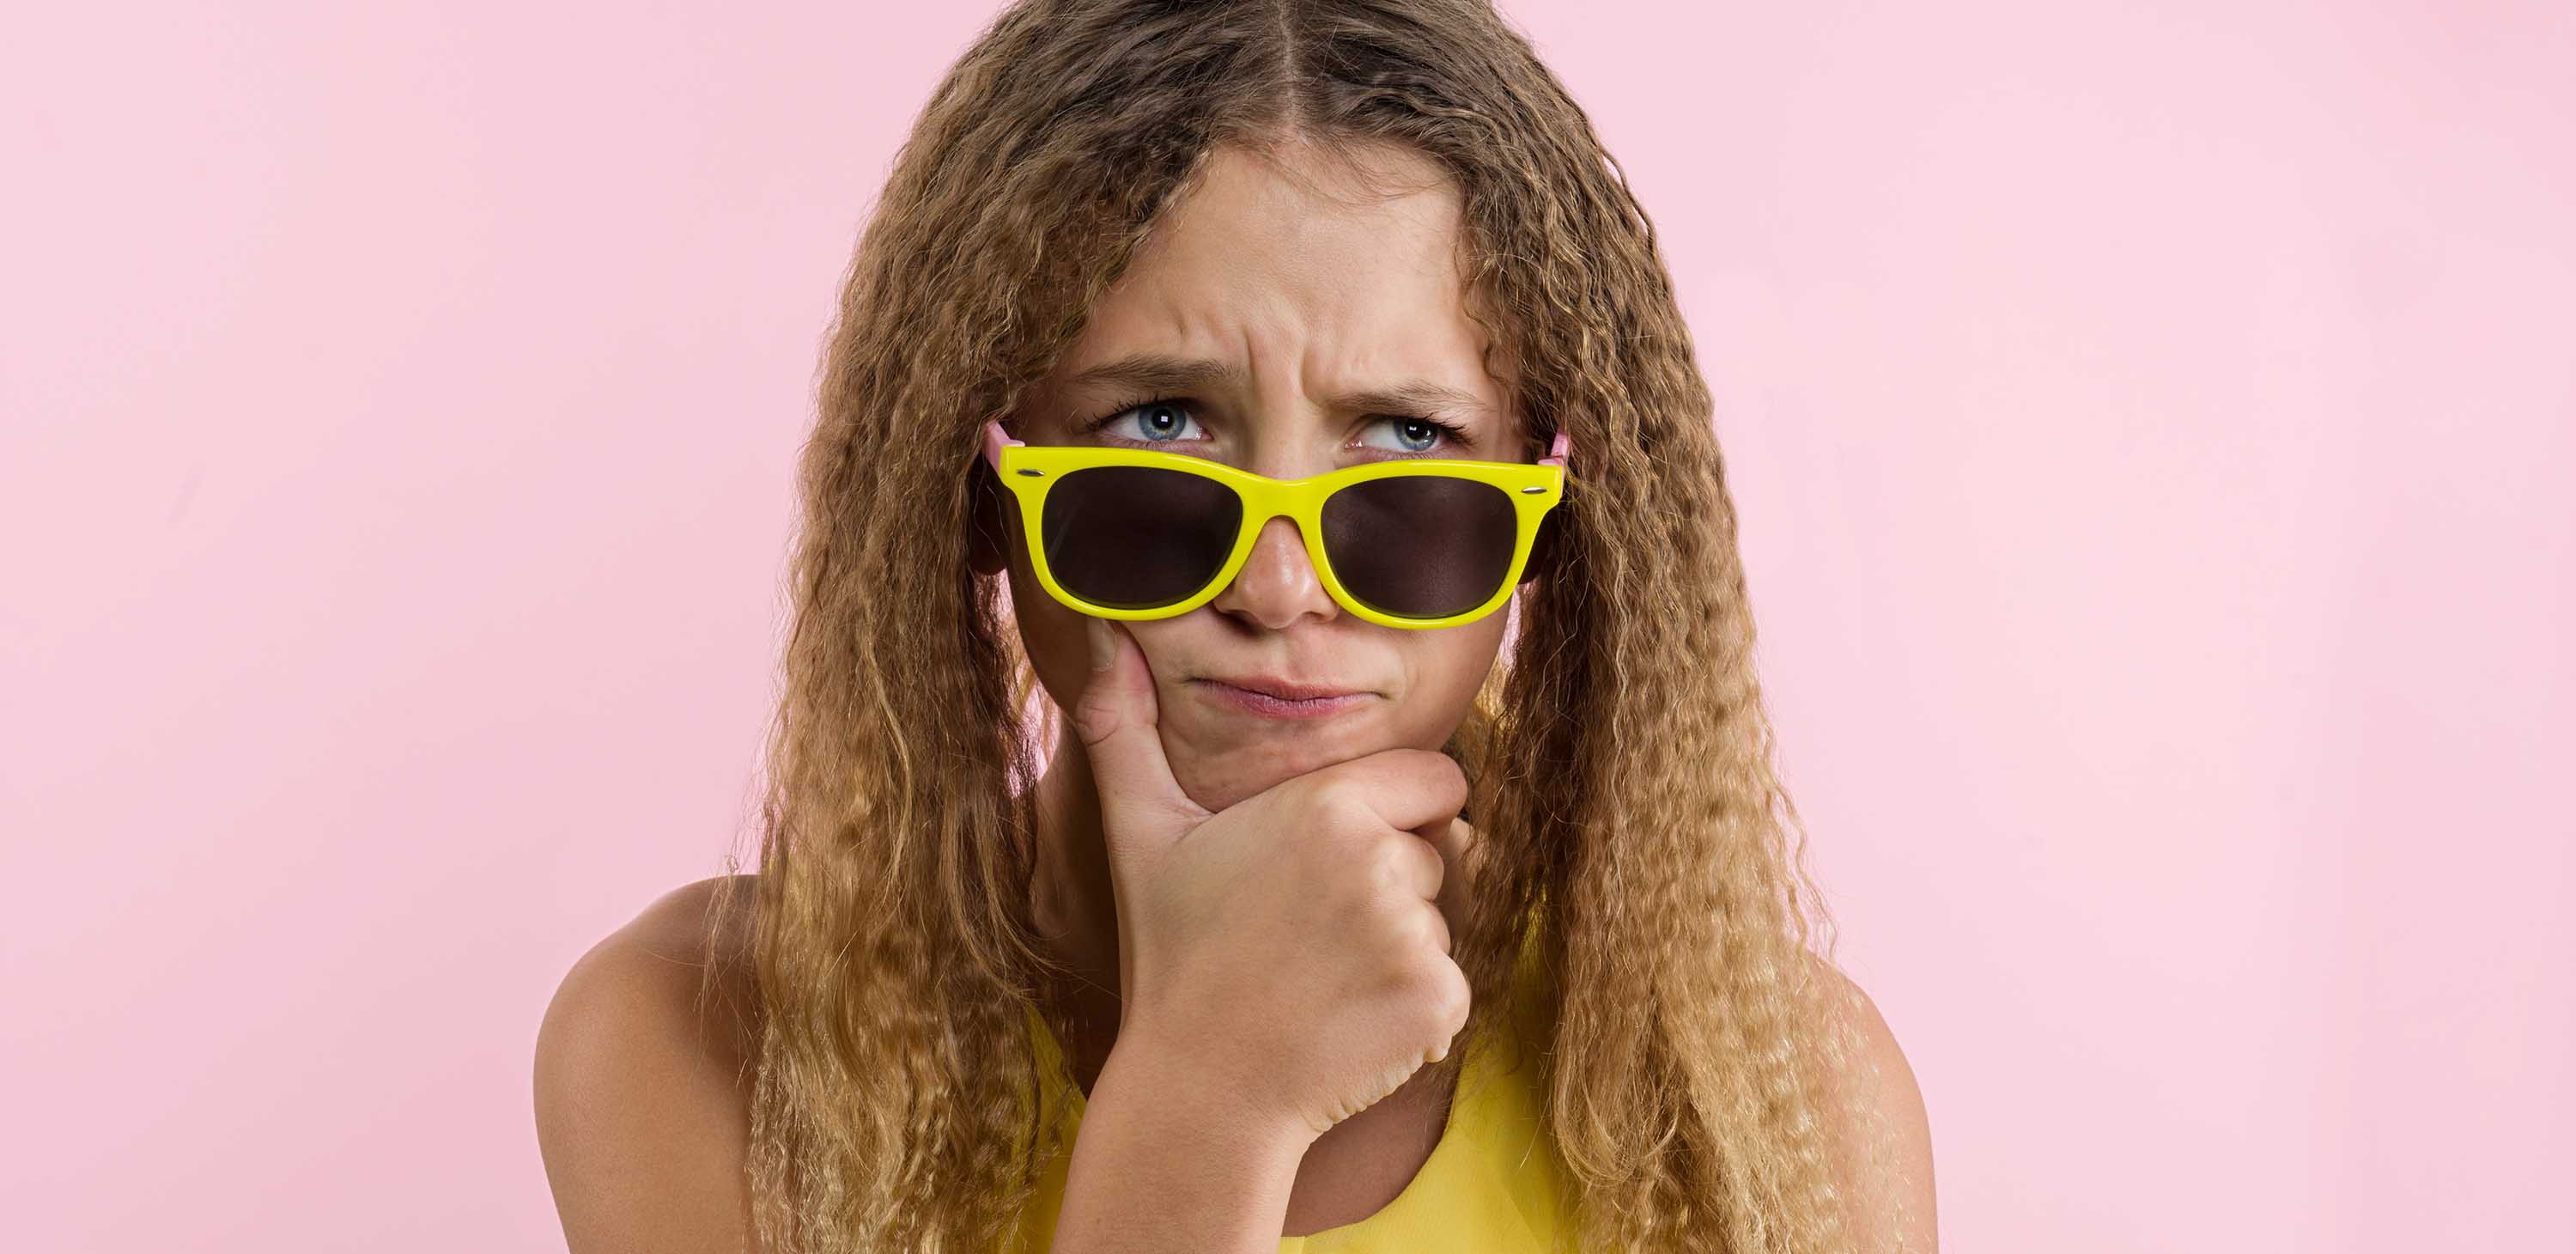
[999,922,1574,1253]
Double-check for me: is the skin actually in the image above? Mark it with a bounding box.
[968,137,1527,1233]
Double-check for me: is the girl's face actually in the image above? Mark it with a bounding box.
[987,141,1522,814]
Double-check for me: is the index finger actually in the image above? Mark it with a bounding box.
[1303,747,1469,837]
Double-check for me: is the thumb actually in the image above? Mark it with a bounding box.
[1073,616,1204,855]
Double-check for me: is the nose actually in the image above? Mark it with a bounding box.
[1207,514,1340,629]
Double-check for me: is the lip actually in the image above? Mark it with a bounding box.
[1206,674,1369,701]
[1191,676,1376,720]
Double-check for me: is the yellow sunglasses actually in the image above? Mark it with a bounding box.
[981,420,1572,630]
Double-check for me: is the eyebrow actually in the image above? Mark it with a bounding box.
[1066,352,1500,426]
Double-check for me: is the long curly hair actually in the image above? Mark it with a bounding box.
[696,1,1913,1251]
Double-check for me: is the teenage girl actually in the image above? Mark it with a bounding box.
[535,3,1936,1252]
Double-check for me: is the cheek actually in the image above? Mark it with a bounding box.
[1004,547,1092,707]
[1397,618,1511,727]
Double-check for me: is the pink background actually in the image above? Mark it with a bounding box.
[6,2,2570,1250]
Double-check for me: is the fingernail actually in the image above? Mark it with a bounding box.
[1086,616,1115,673]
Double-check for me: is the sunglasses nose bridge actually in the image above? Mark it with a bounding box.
[1226,473,1336,549]
[1234,496,1321,576]
[1207,478,1345,624]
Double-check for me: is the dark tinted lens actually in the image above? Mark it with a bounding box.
[1040,466,1242,609]
[1321,475,1520,618]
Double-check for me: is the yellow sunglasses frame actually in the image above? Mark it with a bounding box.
[981,420,1572,630]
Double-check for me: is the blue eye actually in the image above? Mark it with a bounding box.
[1359,415,1469,454]
[1081,399,1206,443]
[1077,399,1206,447]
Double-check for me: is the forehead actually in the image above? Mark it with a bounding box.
[1059,143,1504,399]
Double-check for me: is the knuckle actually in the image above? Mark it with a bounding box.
[1418,836,1448,883]
[1415,907,1452,955]
[1404,909,1435,952]
[1303,776,1358,819]
[1424,960,1471,1028]
[1369,838,1413,892]
[1068,693,1123,748]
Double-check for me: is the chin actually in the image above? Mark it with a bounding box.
[1169,734,1385,812]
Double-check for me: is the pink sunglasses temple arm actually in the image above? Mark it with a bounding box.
[982,420,1024,472]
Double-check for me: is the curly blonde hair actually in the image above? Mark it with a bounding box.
[696,1,1914,1250]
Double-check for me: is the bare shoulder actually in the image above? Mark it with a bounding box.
[1802,952,1939,1253]
[534,874,764,1254]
